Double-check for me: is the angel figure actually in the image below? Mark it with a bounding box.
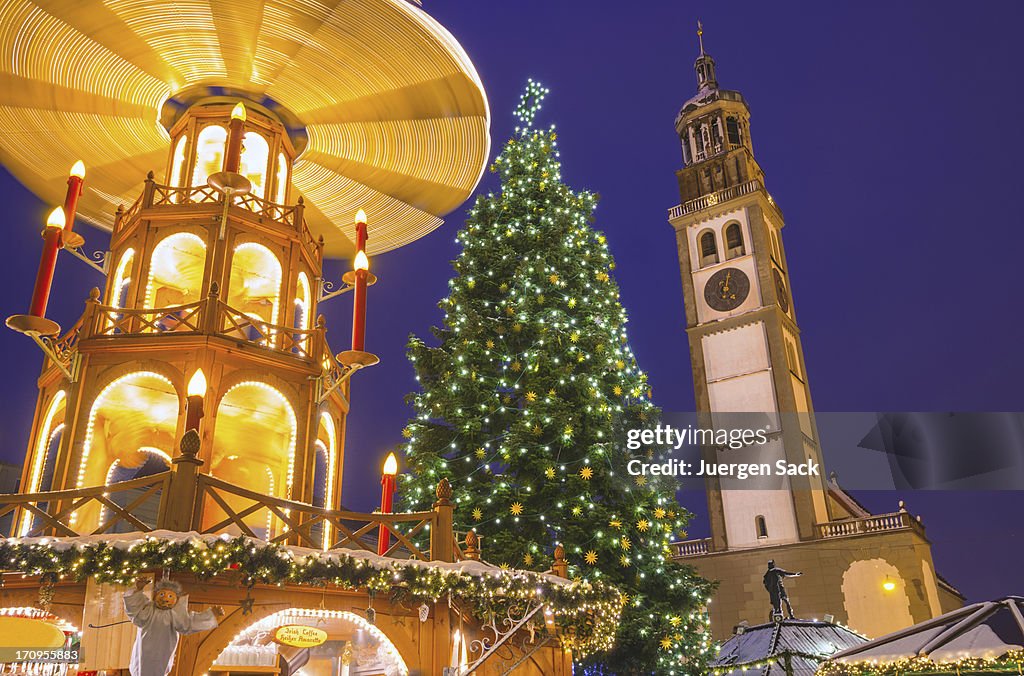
[123,577,224,676]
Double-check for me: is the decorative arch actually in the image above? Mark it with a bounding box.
[144,232,208,311]
[274,152,289,205]
[100,447,172,531]
[209,381,297,539]
[73,371,179,528]
[227,242,282,332]
[19,390,67,535]
[210,608,408,676]
[110,248,135,309]
[191,124,227,188]
[239,131,270,199]
[842,558,914,638]
[169,134,189,190]
[698,228,719,267]
[293,271,311,353]
[314,412,338,548]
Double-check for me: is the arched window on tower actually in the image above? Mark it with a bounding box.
[191,125,227,188]
[699,229,719,267]
[239,132,270,199]
[756,515,769,539]
[169,136,188,196]
[725,223,745,259]
[726,117,741,146]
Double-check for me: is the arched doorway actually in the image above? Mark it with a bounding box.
[227,243,283,344]
[211,608,408,676]
[842,558,914,637]
[73,372,179,530]
[209,382,296,539]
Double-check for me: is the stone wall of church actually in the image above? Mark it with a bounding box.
[676,528,959,640]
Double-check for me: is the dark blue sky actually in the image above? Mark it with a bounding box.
[1,3,1021,602]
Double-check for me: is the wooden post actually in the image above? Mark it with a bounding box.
[142,171,156,208]
[463,530,480,561]
[430,478,454,562]
[160,429,204,531]
[203,281,220,335]
[552,544,568,578]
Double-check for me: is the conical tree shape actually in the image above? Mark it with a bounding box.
[401,81,714,674]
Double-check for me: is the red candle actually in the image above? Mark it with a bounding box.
[63,161,85,234]
[377,452,398,556]
[185,369,207,432]
[223,103,246,173]
[28,207,67,318]
[351,210,369,352]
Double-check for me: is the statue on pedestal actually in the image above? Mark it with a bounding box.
[763,560,801,621]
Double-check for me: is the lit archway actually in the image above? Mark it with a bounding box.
[19,391,66,535]
[239,131,270,199]
[73,372,179,529]
[191,124,226,188]
[212,608,408,676]
[169,135,188,190]
[144,232,207,311]
[293,272,311,353]
[227,243,282,345]
[842,558,914,638]
[209,382,296,539]
[313,412,337,548]
[100,447,172,532]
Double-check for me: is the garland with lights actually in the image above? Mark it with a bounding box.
[398,80,715,674]
[0,534,622,656]
[817,651,1024,676]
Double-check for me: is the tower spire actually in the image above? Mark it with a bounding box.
[693,20,718,90]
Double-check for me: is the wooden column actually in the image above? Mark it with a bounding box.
[430,478,454,562]
[160,429,203,531]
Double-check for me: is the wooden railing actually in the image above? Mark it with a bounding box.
[0,434,462,562]
[91,299,206,336]
[0,472,171,538]
[215,302,320,359]
[195,475,437,559]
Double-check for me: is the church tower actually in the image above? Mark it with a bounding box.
[669,24,831,551]
[666,24,963,639]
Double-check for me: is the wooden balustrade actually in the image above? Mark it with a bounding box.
[0,472,172,538]
[0,466,460,563]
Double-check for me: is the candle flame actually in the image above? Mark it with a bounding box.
[46,207,66,229]
[382,452,398,476]
[231,102,247,122]
[355,209,367,224]
[187,369,208,397]
[354,250,369,271]
[69,161,86,179]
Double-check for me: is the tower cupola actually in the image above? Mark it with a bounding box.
[694,21,718,90]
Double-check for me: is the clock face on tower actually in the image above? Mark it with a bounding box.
[773,268,790,314]
[704,267,750,311]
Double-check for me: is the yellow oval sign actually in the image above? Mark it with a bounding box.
[0,616,66,648]
[273,624,327,649]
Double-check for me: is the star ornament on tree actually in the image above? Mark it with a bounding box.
[514,78,550,128]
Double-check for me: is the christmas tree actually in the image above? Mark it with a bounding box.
[400,81,714,674]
